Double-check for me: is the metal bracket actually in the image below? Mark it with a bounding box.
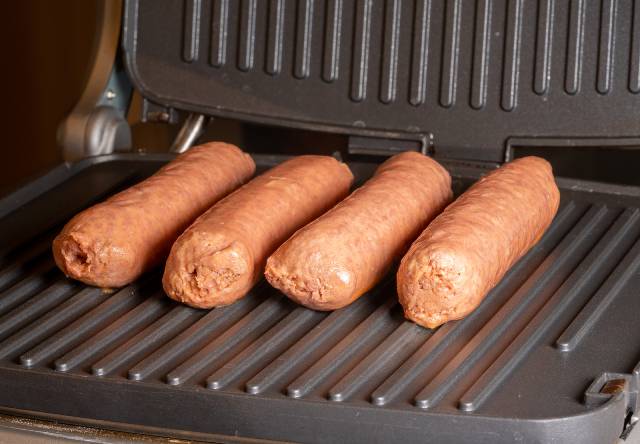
[347,135,429,157]
[169,114,209,153]
[505,137,640,162]
[57,0,133,162]
[141,99,179,124]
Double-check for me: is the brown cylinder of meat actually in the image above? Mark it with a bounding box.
[162,155,354,309]
[53,142,255,288]
[397,156,560,329]
[265,151,452,311]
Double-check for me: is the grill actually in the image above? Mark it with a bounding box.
[3,0,640,442]
[0,155,638,443]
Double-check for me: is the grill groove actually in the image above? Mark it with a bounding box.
[92,305,202,376]
[266,0,285,75]
[630,0,640,92]
[128,292,263,381]
[245,292,381,395]
[565,0,586,95]
[413,205,614,409]
[470,0,492,109]
[54,292,172,372]
[0,287,104,361]
[210,0,230,67]
[370,201,585,406]
[0,279,77,343]
[165,296,291,386]
[322,0,343,82]
[295,0,315,79]
[329,321,429,402]
[556,228,640,352]
[0,237,54,292]
[207,307,325,390]
[409,0,432,106]
[597,0,618,94]
[351,0,374,102]
[287,298,399,399]
[19,279,153,368]
[501,0,524,111]
[238,0,258,71]
[439,0,463,108]
[534,0,555,95]
[380,0,402,104]
[182,0,202,63]
[0,260,58,316]
[459,207,640,411]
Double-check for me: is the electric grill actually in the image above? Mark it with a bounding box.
[1,0,639,442]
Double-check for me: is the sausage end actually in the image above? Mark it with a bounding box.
[264,256,358,311]
[52,231,133,288]
[163,233,254,309]
[397,246,478,329]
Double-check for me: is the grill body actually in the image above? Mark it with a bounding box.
[0,154,637,443]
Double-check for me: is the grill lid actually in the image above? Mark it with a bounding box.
[123,0,640,162]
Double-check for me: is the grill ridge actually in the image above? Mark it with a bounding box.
[127,291,263,381]
[412,204,615,409]
[369,200,586,406]
[245,290,383,395]
[165,295,292,386]
[91,305,202,377]
[556,221,640,352]
[18,277,154,368]
[0,157,638,443]
[459,207,640,412]
[287,297,399,399]
[206,306,325,390]
[54,291,172,372]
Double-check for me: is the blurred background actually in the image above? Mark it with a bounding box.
[0,0,345,198]
[1,0,639,198]
[2,1,99,195]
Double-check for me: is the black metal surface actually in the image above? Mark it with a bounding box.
[123,0,640,162]
[0,154,638,443]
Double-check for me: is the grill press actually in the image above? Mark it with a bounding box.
[2,0,640,442]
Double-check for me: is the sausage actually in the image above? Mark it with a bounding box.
[162,155,354,308]
[53,142,255,288]
[265,151,452,310]
[397,156,560,329]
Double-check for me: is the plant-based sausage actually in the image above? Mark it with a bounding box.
[265,151,452,310]
[163,155,354,308]
[53,142,255,288]
[397,156,560,329]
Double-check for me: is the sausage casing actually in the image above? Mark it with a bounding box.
[397,156,560,329]
[162,155,354,308]
[53,142,255,288]
[265,151,452,310]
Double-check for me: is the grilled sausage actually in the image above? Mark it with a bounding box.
[397,156,560,329]
[162,155,354,308]
[265,151,452,310]
[53,142,255,288]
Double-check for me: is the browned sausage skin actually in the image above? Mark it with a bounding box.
[53,142,255,288]
[163,155,354,309]
[397,156,560,329]
[265,151,452,311]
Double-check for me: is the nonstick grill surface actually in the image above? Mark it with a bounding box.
[0,154,637,443]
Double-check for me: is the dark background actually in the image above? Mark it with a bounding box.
[1,1,99,194]
[1,0,639,198]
